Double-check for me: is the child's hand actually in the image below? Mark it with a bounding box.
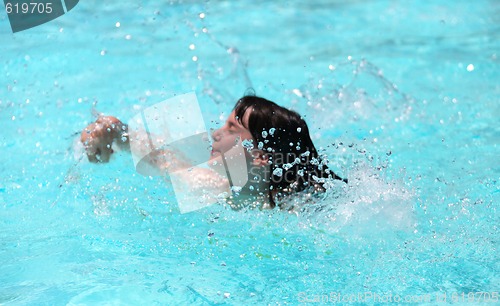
[80,116,128,163]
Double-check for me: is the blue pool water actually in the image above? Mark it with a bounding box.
[0,0,498,304]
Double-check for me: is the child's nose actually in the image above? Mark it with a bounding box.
[211,128,221,141]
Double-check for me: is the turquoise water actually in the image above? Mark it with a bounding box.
[1,0,498,304]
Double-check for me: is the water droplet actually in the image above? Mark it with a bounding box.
[231,186,242,193]
[242,139,254,150]
[292,89,303,97]
[466,64,474,71]
[273,168,283,177]
[115,22,121,27]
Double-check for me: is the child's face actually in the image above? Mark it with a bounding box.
[210,110,254,159]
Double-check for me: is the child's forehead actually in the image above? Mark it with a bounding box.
[228,109,251,127]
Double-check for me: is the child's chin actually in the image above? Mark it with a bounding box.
[208,152,219,162]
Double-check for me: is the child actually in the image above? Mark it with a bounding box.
[81,95,346,210]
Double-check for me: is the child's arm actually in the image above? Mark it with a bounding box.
[80,116,187,171]
[80,116,232,209]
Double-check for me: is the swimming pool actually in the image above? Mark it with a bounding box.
[0,0,498,304]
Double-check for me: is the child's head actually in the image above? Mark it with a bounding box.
[211,95,341,207]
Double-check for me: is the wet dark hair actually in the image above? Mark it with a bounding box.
[234,95,346,207]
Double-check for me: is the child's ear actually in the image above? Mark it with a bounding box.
[251,149,269,166]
